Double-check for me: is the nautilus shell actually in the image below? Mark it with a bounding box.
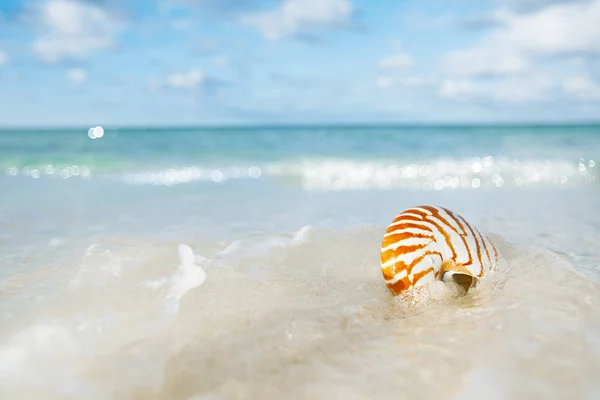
[380,205,499,295]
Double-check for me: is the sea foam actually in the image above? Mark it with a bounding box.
[4,156,597,191]
[0,225,599,399]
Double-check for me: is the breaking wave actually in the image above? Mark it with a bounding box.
[4,156,598,191]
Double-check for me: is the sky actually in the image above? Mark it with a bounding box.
[0,0,599,127]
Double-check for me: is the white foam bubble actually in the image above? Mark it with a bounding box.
[116,157,598,190]
[217,225,313,261]
[288,157,597,190]
[165,244,207,315]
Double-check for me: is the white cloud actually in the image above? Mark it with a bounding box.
[167,69,204,89]
[147,69,206,91]
[443,49,529,77]
[494,0,594,13]
[562,75,600,100]
[443,0,600,77]
[438,75,554,103]
[435,0,600,106]
[376,47,420,90]
[31,0,123,63]
[378,53,415,71]
[438,79,474,99]
[240,0,354,40]
[0,49,7,66]
[492,1,600,55]
[67,68,87,84]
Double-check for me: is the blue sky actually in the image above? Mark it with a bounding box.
[0,0,599,127]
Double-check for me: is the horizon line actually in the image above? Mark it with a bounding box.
[1,120,600,131]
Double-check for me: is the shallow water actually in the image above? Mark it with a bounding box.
[1,126,600,399]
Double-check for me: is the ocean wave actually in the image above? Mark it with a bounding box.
[4,156,598,190]
[275,156,597,190]
[1,225,599,399]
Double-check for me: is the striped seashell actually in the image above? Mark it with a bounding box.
[380,205,499,296]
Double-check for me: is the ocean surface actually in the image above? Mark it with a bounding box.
[1,125,599,399]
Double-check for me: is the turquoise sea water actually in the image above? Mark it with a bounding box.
[2,125,598,186]
[1,125,600,399]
